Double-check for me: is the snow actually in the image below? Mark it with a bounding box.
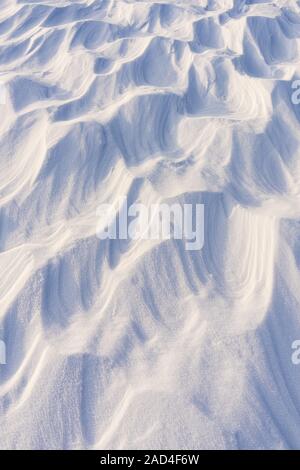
[0,0,300,450]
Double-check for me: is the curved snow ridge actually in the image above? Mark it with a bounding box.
[1,0,300,451]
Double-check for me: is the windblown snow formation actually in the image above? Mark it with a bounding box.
[0,0,300,450]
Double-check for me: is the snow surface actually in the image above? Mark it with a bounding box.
[0,0,300,450]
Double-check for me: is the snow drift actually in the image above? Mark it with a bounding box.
[0,0,300,450]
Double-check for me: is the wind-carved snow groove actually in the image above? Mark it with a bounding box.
[0,0,300,450]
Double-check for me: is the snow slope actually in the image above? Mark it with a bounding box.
[0,0,300,449]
